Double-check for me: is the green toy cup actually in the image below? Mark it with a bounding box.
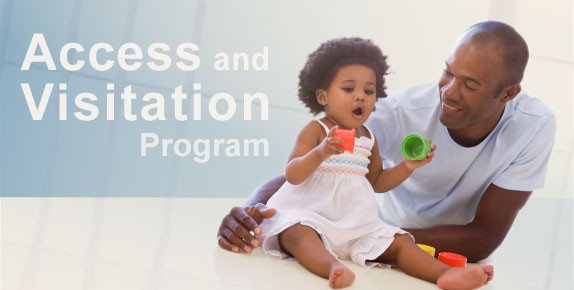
[401,134,431,160]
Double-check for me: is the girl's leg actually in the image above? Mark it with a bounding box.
[279,224,355,289]
[374,234,494,290]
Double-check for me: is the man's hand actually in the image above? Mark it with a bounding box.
[217,203,277,253]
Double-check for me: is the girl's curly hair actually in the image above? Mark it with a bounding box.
[298,37,389,115]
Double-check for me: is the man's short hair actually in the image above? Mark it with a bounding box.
[466,21,529,85]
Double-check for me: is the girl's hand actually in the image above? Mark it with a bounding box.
[404,141,436,171]
[315,126,345,160]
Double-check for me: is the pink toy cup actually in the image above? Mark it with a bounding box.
[438,252,467,267]
[333,128,355,153]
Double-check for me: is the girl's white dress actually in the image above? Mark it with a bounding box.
[260,120,409,267]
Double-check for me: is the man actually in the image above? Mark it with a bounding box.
[216,21,556,262]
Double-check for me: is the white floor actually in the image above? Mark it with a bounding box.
[1,197,572,290]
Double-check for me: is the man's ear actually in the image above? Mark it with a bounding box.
[316,89,328,105]
[500,83,521,103]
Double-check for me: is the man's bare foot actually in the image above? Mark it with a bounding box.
[328,263,355,289]
[437,265,494,290]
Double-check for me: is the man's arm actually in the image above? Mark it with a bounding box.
[406,184,532,262]
[217,175,285,253]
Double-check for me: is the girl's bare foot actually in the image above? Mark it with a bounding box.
[437,265,494,290]
[328,263,355,289]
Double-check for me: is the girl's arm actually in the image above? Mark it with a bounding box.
[285,121,344,185]
[367,137,435,192]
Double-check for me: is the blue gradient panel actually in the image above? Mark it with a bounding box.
[0,0,307,197]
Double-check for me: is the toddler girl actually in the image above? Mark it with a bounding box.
[260,37,493,289]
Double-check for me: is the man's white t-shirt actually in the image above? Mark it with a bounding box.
[365,83,556,229]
